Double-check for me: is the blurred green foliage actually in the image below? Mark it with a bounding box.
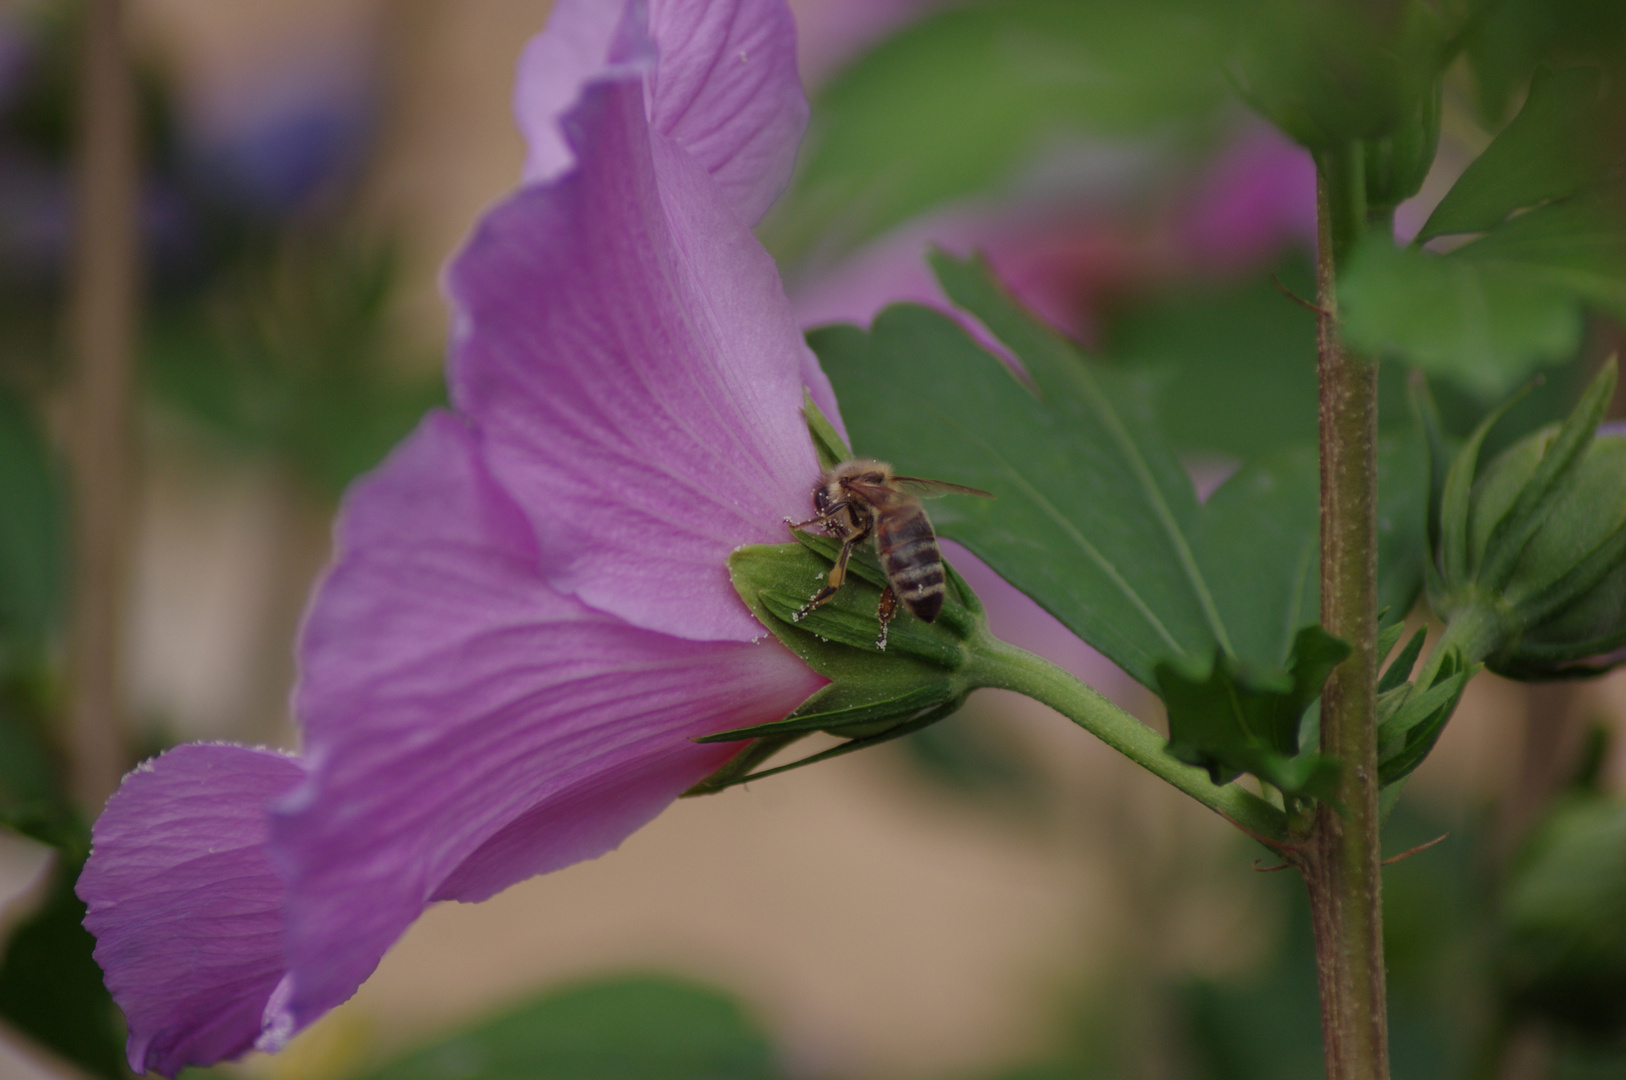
[1500,795,1626,1034]
[0,386,63,662]
[359,976,783,1080]
[0,851,129,1080]
[145,236,444,500]
[765,0,1232,266]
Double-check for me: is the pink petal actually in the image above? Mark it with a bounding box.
[647,0,808,223]
[517,0,808,224]
[76,744,304,1077]
[277,412,822,1035]
[513,0,631,184]
[448,75,820,642]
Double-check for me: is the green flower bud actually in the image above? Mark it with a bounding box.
[1424,360,1626,681]
[1470,424,1626,678]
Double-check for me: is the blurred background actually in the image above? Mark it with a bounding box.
[2,0,1625,1078]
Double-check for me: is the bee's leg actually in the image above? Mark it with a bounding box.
[874,585,899,650]
[785,501,849,531]
[793,535,856,621]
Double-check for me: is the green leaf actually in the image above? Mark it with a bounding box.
[0,855,128,1080]
[1339,239,1583,397]
[1418,67,1606,242]
[813,252,1428,689]
[1461,0,1626,123]
[360,975,781,1080]
[764,0,1231,264]
[1460,195,1626,321]
[1498,793,1626,1035]
[1157,625,1349,799]
[1232,0,1448,151]
[1102,261,1322,460]
[1342,191,1626,397]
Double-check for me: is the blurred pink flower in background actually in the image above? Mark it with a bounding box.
[789,122,1317,346]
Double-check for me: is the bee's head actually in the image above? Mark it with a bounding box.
[830,458,892,489]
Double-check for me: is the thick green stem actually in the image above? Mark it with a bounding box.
[1309,143,1390,1080]
[965,636,1289,844]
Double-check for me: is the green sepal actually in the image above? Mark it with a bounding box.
[697,684,952,744]
[1376,618,1406,669]
[1363,76,1441,210]
[1410,372,1452,577]
[802,390,851,472]
[1436,378,1537,598]
[1476,359,1616,593]
[681,733,805,797]
[709,703,968,790]
[1378,626,1428,695]
[760,590,966,670]
[685,538,985,794]
[1157,624,1350,801]
[1378,649,1477,786]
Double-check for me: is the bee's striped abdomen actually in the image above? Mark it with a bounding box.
[875,507,946,622]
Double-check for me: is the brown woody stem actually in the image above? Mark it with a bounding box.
[1306,140,1390,1080]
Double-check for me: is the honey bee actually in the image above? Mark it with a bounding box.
[788,459,992,648]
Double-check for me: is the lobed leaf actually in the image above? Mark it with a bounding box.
[1158,625,1350,800]
[815,252,1427,689]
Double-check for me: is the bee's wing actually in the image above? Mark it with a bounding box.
[892,477,995,499]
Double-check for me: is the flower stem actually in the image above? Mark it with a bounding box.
[1308,141,1390,1080]
[965,635,1289,844]
[65,0,140,813]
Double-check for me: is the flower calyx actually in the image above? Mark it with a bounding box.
[685,531,988,796]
